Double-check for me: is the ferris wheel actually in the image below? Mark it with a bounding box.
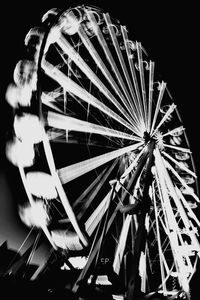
[5,4,200,300]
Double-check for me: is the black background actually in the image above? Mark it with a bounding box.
[0,0,199,269]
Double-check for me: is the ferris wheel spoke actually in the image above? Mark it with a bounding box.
[85,160,140,238]
[52,33,139,127]
[76,160,119,219]
[103,13,140,113]
[113,214,132,275]
[154,150,181,232]
[58,141,143,184]
[46,89,131,147]
[147,61,155,133]
[42,60,142,135]
[151,103,176,137]
[41,133,89,247]
[86,11,140,123]
[46,111,140,142]
[163,143,192,153]
[163,159,200,203]
[162,151,196,178]
[150,211,173,271]
[153,157,188,293]
[85,189,112,237]
[160,159,199,238]
[162,125,185,137]
[73,184,127,293]
[154,149,200,295]
[175,187,200,227]
[150,81,167,135]
[152,185,168,294]
[121,26,145,124]
[18,164,35,205]
[41,91,65,113]
[158,212,169,236]
[74,12,140,122]
[112,177,140,277]
[73,167,108,208]
[136,42,148,129]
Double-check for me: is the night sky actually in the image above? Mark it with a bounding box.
[0,0,199,270]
